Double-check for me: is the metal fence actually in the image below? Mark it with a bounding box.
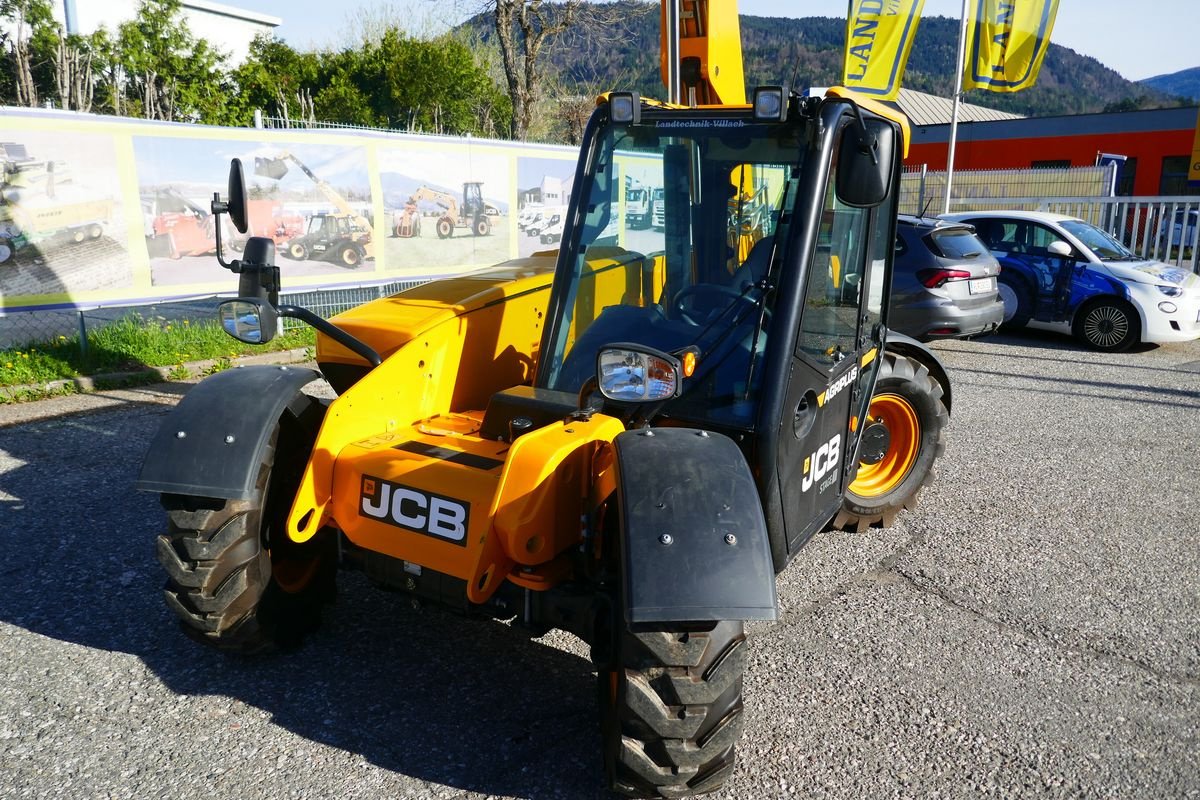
[0,279,427,352]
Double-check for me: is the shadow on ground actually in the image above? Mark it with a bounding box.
[0,391,608,799]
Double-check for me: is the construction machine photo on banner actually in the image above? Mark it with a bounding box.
[134,138,376,287]
[378,144,511,276]
[0,131,130,299]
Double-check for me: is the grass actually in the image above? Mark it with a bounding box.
[0,313,315,390]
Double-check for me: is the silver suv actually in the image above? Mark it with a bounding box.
[889,215,1004,341]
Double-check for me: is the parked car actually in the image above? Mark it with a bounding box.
[943,210,1200,351]
[887,215,1004,341]
[1157,208,1198,249]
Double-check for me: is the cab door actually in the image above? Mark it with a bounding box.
[775,161,888,552]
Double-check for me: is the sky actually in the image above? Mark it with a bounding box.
[230,0,1195,83]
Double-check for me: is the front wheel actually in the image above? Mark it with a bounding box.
[436,217,454,239]
[288,242,308,261]
[599,621,747,798]
[835,352,948,532]
[155,407,335,653]
[1073,298,1138,352]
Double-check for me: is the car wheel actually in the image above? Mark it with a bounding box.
[996,274,1032,328]
[1073,298,1138,352]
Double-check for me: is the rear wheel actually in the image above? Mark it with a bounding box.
[996,273,1032,327]
[339,245,361,267]
[598,620,746,798]
[835,352,948,532]
[155,403,334,653]
[473,215,490,237]
[1073,298,1138,352]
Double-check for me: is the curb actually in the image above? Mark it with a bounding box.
[0,347,314,403]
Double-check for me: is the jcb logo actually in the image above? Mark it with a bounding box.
[360,476,469,545]
[802,434,841,493]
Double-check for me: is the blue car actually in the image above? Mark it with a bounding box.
[942,211,1200,352]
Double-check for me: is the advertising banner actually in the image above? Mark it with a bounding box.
[1189,107,1200,187]
[841,0,925,101]
[0,109,578,311]
[963,0,1060,93]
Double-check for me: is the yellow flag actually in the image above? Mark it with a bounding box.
[963,0,1060,93]
[841,0,926,101]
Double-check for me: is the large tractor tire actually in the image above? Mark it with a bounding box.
[339,244,361,267]
[436,216,454,239]
[288,241,308,261]
[473,215,490,237]
[599,621,747,798]
[1073,297,1139,352]
[834,352,948,532]
[155,405,335,653]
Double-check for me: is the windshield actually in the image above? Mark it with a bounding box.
[540,111,810,428]
[1060,219,1137,261]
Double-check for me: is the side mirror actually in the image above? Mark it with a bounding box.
[1047,240,1073,258]
[227,159,249,234]
[835,117,896,208]
[218,298,278,344]
[597,344,682,402]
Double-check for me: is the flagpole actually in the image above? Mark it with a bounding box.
[943,0,970,214]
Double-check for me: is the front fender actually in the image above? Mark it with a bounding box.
[136,365,322,500]
[883,330,952,413]
[614,427,778,625]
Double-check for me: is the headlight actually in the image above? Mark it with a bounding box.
[1156,284,1182,297]
[597,345,681,403]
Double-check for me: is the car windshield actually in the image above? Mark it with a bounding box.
[1060,219,1138,261]
[539,111,810,428]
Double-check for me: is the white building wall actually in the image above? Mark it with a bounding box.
[54,0,279,64]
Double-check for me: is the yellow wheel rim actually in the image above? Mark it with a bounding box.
[849,393,920,498]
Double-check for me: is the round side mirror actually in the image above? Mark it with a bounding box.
[227,159,249,234]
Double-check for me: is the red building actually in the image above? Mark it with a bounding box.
[907,105,1200,196]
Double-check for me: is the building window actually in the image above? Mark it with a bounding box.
[1160,155,1200,196]
[1031,159,1070,169]
[1116,157,1137,196]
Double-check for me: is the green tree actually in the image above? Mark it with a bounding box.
[1,0,54,106]
[117,0,230,122]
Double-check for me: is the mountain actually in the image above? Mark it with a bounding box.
[469,3,1188,118]
[1141,67,1200,102]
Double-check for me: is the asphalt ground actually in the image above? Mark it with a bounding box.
[1,328,1198,799]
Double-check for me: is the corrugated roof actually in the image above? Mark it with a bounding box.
[894,88,1024,126]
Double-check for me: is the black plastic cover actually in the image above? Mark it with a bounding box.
[615,427,778,624]
[135,365,321,500]
[479,385,579,441]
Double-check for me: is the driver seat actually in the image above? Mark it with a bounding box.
[729,237,774,290]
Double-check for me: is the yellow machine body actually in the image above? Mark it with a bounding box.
[286,247,655,602]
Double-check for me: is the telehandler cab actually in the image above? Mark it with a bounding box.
[138,85,949,798]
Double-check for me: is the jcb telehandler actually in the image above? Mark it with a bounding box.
[137,16,950,800]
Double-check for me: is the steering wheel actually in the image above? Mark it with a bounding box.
[673,283,762,326]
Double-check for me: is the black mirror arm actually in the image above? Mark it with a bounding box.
[849,103,879,167]
[276,304,382,368]
[211,191,238,272]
